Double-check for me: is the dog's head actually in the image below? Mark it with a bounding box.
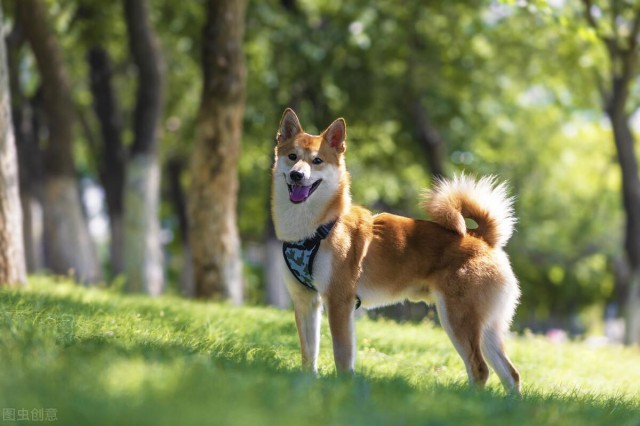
[272,108,350,240]
[273,108,347,205]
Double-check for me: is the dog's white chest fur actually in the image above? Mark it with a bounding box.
[309,245,333,293]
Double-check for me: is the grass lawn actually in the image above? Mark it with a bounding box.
[1,277,639,426]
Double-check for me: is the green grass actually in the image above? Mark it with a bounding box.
[1,277,639,426]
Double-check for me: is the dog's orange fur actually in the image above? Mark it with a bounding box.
[272,109,521,394]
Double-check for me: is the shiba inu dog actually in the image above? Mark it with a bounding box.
[271,108,521,394]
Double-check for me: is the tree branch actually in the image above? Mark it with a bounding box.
[582,0,600,30]
[581,0,617,57]
[594,68,608,107]
[613,7,640,110]
[75,105,100,168]
[612,0,621,42]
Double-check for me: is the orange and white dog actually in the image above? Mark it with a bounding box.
[272,108,521,394]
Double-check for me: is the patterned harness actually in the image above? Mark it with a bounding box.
[282,221,361,309]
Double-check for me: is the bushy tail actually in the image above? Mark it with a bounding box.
[421,174,516,248]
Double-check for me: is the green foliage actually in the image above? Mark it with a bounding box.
[1,279,639,425]
[5,0,633,322]
[240,0,625,323]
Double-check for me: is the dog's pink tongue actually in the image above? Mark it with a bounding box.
[290,185,311,203]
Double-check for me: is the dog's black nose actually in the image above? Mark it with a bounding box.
[289,170,304,182]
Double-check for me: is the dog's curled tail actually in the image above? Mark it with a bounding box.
[421,174,516,248]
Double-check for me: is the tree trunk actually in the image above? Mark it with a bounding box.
[264,221,290,308]
[607,104,640,345]
[122,0,165,295]
[23,93,46,273]
[0,4,26,286]
[17,0,100,284]
[6,23,44,273]
[187,0,247,302]
[16,95,44,274]
[625,270,640,344]
[87,46,126,277]
[411,98,446,179]
[167,157,194,297]
[581,0,640,345]
[20,193,44,272]
[42,178,102,282]
[123,155,163,295]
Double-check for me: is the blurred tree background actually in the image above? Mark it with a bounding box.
[2,0,638,341]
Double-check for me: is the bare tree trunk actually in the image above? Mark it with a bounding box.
[607,107,640,345]
[17,0,100,284]
[0,4,26,286]
[580,1,640,344]
[20,193,44,272]
[264,221,289,308]
[626,271,640,343]
[24,92,46,273]
[411,98,446,179]
[123,155,163,295]
[187,0,247,302]
[87,46,126,277]
[17,97,44,274]
[122,0,165,295]
[167,157,194,297]
[42,178,102,282]
[6,24,44,273]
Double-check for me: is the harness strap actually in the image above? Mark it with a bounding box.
[282,221,361,310]
[315,222,334,239]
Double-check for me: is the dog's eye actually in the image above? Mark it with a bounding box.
[288,153,297,161]
[312,157,323,165]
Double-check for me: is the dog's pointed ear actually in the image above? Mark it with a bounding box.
[323,118,346,153]
[277,108,303,143]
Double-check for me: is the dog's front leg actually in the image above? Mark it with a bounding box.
[326,293,356,374]
[290,286,322,373]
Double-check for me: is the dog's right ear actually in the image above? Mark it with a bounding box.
[277,108,303,143]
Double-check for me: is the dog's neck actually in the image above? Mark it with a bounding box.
[272,177,351,242]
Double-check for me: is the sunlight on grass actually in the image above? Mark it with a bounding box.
[1,278,639,426]
[101,358,176,397]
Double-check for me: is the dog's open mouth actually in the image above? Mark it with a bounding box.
[288,179,322,204]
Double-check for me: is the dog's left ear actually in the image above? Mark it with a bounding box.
[323,118,346,153]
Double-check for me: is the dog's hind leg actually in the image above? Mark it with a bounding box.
[289,284,323,373]
[481,267,521,394]
[481,322,521,394]
[434,291,490,388]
